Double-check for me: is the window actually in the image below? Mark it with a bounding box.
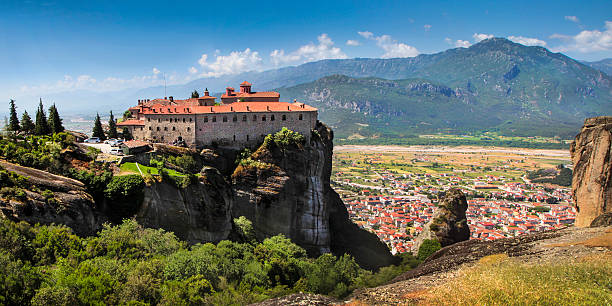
[172,127,176,131]
[158,118,161,123]
[242,115,247,122]
[153,136,156,140]
[156,127,160,131]
[282,115,286,121]
[262,115,266,121]
[246,135,249,141]
[140,127,143,130]
[204,116,208,122]
[212,117,217,122]
[233,116,237,122]
[253,115,257,121]
[174,118,178,122]
[147,118,150,122]
[189,118,193,122]
[164,127,168,131]
[299,114,303,120]
[223,116,228,122]
[271,115,275,121]
[161,136,164,141]
[149,127,152,130]
[233,135,236,141]
[183,118,186,123]
[187,127,191,131]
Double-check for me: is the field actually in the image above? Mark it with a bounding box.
[119,162,185,177]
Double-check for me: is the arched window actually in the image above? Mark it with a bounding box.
[262,115,266,121]
[149,126,152,130]
[156,127,160,131]
[187,127,191,131]
[172,127,176,131]
[183,118,186,123]
[189,118,193,122]
[271,115,275,121]
[246,135,249,141]
[233,135,236,141]
[299,114,303,120]
[282,115,286,121]
[242,115,247,122]
[253,115,257,121]
[212,117,217,122]
[233,116,237,122]
[223,116,228,122]
[204,116,208,122]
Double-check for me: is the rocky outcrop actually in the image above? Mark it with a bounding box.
[590,212,612,227]
[232,122,397,269]
[570,116,612,227]
[134,168,233,244]
[412,188,470,253]
[0,161,99,235]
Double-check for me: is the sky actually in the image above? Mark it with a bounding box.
[1,0,611,99]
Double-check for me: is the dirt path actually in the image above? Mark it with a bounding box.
[335,145,570,158]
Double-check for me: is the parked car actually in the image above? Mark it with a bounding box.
[110,139,124,147]
[85,137,101,143]
[109,148,124,156]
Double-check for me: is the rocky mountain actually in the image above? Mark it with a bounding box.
[583,58,612,76]
[570,116,612,227]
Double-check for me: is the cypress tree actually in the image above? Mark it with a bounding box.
[8,99,20,132]
[122,127,133,141]
[47,103,64,134]
[34,98,50,135]
[191,90,199,98]
[92,113,106,140]
[107,111,118,139]
[20,111,34,134]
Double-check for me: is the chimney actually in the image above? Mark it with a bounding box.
[204,88,209,96]
[164,97,167,100]
[169,96,174,102]
[267,105,270,111]
[230,106,234,111]
[226,87,234,96]
[247,105,250,111]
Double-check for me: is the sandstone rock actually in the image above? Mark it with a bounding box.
[412,188,470,253]
[590,212,612,227]
[232,122,397,269]
[570,116,612,227]
[0,161,100,235]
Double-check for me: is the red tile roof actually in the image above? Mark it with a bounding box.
[221,91,280,99]
[140,101,316,115]
[240,81,252,86]
[117,119,145,126]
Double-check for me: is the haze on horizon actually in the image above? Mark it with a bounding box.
[1,0,611,110]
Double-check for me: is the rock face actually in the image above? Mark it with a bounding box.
[0,161,99,235]
[134,169,233,244]
[570,116,612,227]
[412,188,470,253]
[233,122,397,269]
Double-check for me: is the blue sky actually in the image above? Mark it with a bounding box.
[1,0,611,98]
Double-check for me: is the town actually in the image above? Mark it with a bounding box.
[331,146,575,254]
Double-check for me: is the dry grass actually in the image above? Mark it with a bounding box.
[417,252,612,305]
[547,228,612,249]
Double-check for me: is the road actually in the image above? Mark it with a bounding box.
[81,142,113,154]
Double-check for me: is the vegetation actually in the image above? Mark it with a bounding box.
[20,111,34,135]
[8,99,20,132]
[0,218,421,305]
[34,99,50,136]
[47,104,64,134]
[122,127,133,140]
[528,165,572,187]
[191,90,200,98]
[107,111,118,139]
[422,253,612,305]
[417,239,442,261]
[263,127,305,151]
[92,113,106,140]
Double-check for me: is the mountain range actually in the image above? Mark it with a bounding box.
[13,38,612,139]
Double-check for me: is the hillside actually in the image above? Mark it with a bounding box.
[583,58,612,76]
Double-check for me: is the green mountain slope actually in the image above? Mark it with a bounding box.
[276,39,612,139]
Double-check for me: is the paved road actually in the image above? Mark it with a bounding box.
[81,142,113,154]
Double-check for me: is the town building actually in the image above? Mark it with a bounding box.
[118,82,318,148]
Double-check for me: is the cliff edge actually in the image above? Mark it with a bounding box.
[570,116,612,227]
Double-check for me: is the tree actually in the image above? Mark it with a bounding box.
[34,99,50,135]
[191,90,199,98]
[47,104,64,134]
[122,127,133,141]
[107,111,118,139]
[20,111,34,134]
[92,113,106,140]
[8,99,20,132]
[122,110,132,121]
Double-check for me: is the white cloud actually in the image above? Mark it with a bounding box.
[269,33,347,66]
[358,31,373,39]
[152,67,161,75]
[360,31,419,58]
[346,39,361,46]
[446,38,471,48]
[508,36,547,46]
[188,66,198,74]
[565,15,579,23]
[473,33,494,42]
[198,48,262,77]
[551,21,612,53]
[424,24,432,31]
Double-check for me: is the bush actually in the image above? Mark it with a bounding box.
[417,239,442,261]
[263,128,305,151]
[104,175,145,200]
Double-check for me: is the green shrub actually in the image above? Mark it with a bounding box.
[417,239,442,261]
[104,175,145,200]
[263,128,305,151]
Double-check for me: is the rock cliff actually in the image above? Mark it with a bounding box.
[232,122,397,269]
[570,116,612,227]
[412,188,470,253]
[0,161,99,235]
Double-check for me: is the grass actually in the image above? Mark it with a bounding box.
[119,162,185,177]
[418,253,612,305]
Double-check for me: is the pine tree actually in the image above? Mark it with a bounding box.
[92,113,106,140]
[34,98,50,135]
[20,111,34,134]
[191,90,199,98]
[8,99,20,132]
[122,127,133,140]
[47,103,64,134]
[107,111,118,139]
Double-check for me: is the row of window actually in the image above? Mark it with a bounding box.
[147,117,194,123]
[204,114,303,123]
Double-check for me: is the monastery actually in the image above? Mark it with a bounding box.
[117,82,318,148]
